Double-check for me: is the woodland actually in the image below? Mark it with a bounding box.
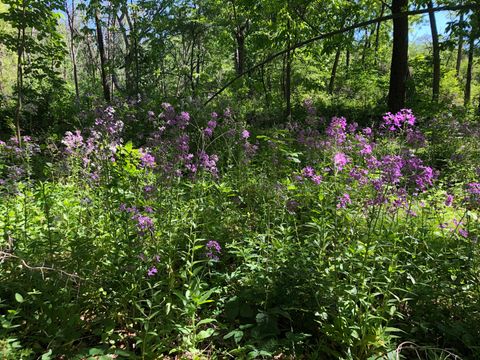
[0,0,480,359]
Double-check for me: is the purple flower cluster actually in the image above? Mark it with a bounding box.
[382,109,416,131]
[120,204,155,235]
[62,130,84,154]
[204,119,217,138]
[206,240,221,261]
[198,151,219,177]
[139,148,156,169]
[301,166,322,185]
[326,117,347,144]
[334,152,349,171]
[465,183,480,208]
[337,193,351,209]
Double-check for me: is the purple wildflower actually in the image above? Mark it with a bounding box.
[337,193,351,209]
[206,240,221,261]
[311,175,323,185]
[333,152,349,171]
[382,109,416,131]
[147,266,158,276]
[133,214,154,235]
[302,166,315,178]
[204,127,214,137]
[139,148,156,168]
[445,194,454,207]
[62,130,84,154]
[326,117,347,144]
[241,130,250,139]
[458,229,469,238]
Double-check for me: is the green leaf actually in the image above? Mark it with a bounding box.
[196,328,215,340]
[14,293,24,303]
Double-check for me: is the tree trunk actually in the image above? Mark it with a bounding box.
[464,34,474,106]
[15,1,26,145]
[329,47,341,94]
[346,49,350,76]
[428,0,440,102]
[456,13,464,77]
[284,17,292,119]
[235,25,246,75]
[95,10,111,103]
[285,49,292,119]
[66,0,80,106]
[15,26,24,144]
[374,2,385,62]
[388,0,409,113]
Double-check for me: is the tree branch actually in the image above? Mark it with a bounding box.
[205,3,477,105]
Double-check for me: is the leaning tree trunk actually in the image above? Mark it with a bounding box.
[428,1,440,102]
[464,34,474,106]
[388,0,409,113]
[95,10,110,103]
[329,47,341,94]
[456,13,464,77]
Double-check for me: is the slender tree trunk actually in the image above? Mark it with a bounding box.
[15,26,24,145]
[284,18,292,119]
[361,27,373,65]
[329,47,341,94]
[260,65,270,107]
[374,2,385,62]
[66,0,80,105]
[235,29,246,75]
[346,49,350,76]
[456,13,464,77]
[95,10,111,103]
[428,1,440,102]
[285,49,292,118]
[15,1,26,145]
[388,0,409,113]
[464,34,474,106]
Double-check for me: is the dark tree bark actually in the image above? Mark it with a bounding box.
[234,24,247,75]
[456,13,464,77]
[428,0,440,102]
[95,10,111,103]
[464,33,474,106]
[329,47,341,94]
[388,0,409,113]
[374,2,385,62]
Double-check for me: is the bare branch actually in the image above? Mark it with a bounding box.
[0,251,83,281]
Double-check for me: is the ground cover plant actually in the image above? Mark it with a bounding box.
[0,101,479,359]
[1,0,480,359]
